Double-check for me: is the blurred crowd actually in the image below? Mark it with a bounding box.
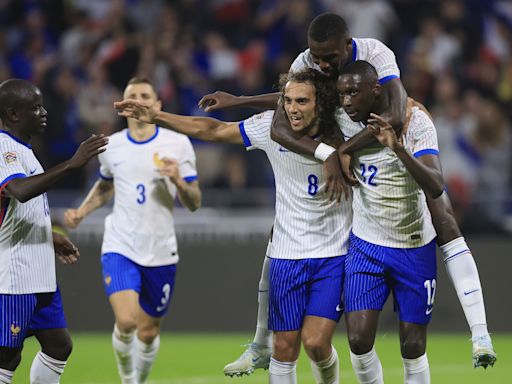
[0,0,510,232]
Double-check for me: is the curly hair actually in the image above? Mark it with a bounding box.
[278,69,342,147]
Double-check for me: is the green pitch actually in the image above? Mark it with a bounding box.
[14,333,510,383]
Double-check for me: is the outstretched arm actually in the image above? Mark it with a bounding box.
[198,91,280,112]
[114,99,243,144]
[5,135,108,203]
[64,178,114,229]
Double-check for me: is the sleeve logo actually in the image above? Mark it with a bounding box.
[3,151,18,164]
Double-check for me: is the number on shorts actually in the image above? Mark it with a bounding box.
[424,279,437,306]
[156,283,171,312]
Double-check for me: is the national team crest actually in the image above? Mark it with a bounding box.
[10,323,21,336]
[104,275,112,286]
[3,152,18,164]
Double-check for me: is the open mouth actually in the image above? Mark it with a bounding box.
[289,115,303,127]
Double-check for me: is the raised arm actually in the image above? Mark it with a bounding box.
[368,113,444,198]
[114,99,243,144]
[198,91,280,112]
[64,178,114,229]
[5,135,108,203]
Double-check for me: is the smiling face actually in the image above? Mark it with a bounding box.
[283,80,318,135]
[337,73,379,122]
[308,36,352,77]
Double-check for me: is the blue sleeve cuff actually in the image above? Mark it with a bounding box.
[99,173,113,181]
[413,149,439,158]
[184,175,198,183]
[0,173,26,188]
[238,121,252,148]
[379,75,399,85]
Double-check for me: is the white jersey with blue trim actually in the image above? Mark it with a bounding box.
[0,131,55,294]
[99,127,198,267]
[290,38,400,83]
[240,111,352,260]
[339,107,437,248]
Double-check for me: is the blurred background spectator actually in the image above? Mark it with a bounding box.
[1,0,510,234]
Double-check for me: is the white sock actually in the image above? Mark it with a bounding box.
[253,255,273,347]
[269,357,297,384]
[112,324,136,383]
[135,335,160,384]
[310,346,339,384]
[441,237,489,338]
[350,347,383,384]
[403,354,430,384]
[30,351,66,384]
[0,368,14,383]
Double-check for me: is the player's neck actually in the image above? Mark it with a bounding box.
[2,127,31,144]
[128,123,157,142]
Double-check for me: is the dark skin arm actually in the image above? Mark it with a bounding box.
[5,135,107,203]
[198,91,280,112]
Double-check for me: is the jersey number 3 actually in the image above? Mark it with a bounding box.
[136,184,146,204]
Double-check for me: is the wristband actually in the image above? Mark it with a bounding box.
[314,143,336,162]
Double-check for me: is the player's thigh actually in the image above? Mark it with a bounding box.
[138,263,177,319]
[301,316,337,360]
[109,290,140,329]
[32,328,72,361]
[0,347,23,371]
[307,256,345,323]
[273,330,302,362]
[268,258,309,332]
[389,240,437,326]
[345,234,389,313]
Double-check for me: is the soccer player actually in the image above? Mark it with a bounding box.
[115,68,352,384]
[0,78,107,384]
[200,12,495,372]
[63,77,201,384]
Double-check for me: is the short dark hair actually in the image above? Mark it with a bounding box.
[127,76,153,86]
[340,60,378,83]
[308,13,349,43]
[279,69,341,146]
[0,79,38,120]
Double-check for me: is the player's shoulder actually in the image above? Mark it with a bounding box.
[107,129,128,145]
[157,127,193,144]
[244,110,274,127]
[410,107,434,127]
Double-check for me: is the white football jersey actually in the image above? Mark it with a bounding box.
[240,111,352,260]
[99,127,198,267]
[339,107,437,247]
[290,37,400,82]
[0,131,56,294]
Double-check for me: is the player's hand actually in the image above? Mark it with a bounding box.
[114,98,157,123]
[368,113,401,151]
[69,134,108,169]
[323,152,351,204]
[53,231,80,265]
[63,208,84,229]
[198,91,238,112]
[157,157,181,184]
[339,151,359,186]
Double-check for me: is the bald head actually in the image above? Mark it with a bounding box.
[0,79,41,121]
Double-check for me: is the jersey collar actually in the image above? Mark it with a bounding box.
[126,126,159,144]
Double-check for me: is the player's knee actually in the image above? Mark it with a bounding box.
[137,326,160,344]
[0,348,22,371]
[42,333,73,361]
[115,318,137,334]
[347,332,374,355]
[400,335,426,359]
[273,337,299,361]
[301,334,329,361]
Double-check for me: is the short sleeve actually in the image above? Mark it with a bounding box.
[178,137,198,183]
[406,109,439,158]
[98,152,113,180]
[289,50,312,72]
[0,141,27,189]
[361,39,400,84]
[239,111,273,151]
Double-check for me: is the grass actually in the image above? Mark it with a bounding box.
[14,332,511,383]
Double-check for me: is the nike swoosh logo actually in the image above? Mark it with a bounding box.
[278,147,289,152]
[336,304,343,312]
[463,289,480,296]
[425,307,433,315]
[29,168,37,175]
